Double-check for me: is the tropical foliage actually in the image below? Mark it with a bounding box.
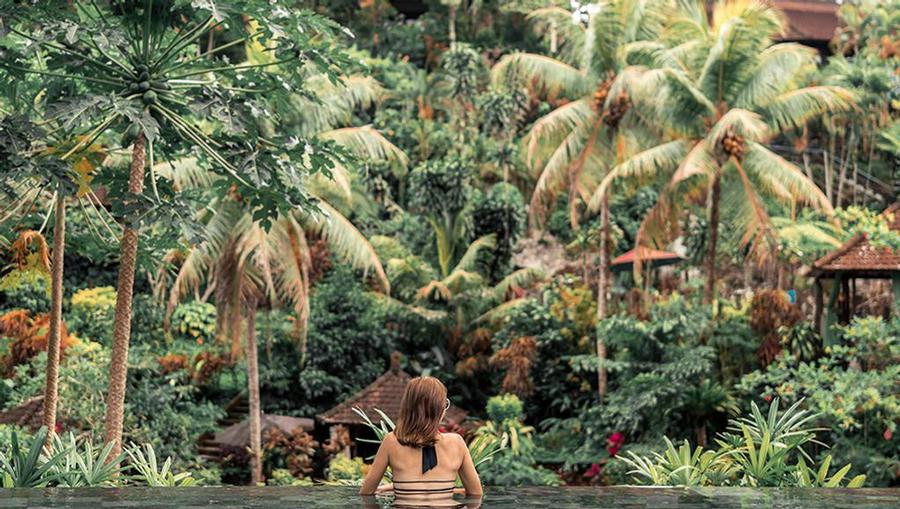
[0,0,896,491]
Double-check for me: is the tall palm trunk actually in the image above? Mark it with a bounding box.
[448,6,457,43]
[42,195,66,445]
[245,300,262,485]
[104,132,146,458]
[229,280,243,361]
[595,195,610,402]
[704,173,721,305]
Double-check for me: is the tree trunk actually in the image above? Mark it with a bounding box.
[229,281,242,361]
[595,195,610,402]
[704,173,721,305]
[246,302,262,485]
[103,133,146,459]
[448,7,457,43]
[549,20,558,54]
[42,195,66,445]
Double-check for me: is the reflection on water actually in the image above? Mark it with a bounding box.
[0,486,896,508]
[360,494,482,509]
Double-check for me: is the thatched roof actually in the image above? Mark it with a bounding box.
[0,396,43,431]
[214,414,315,447]
[317,353,467,426]
[812,203,900,278]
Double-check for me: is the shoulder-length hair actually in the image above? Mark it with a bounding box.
[395,376,447,448]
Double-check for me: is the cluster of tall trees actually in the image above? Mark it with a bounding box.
[0,0,866,481]
[0,0,396,482]
[491,0,853,399]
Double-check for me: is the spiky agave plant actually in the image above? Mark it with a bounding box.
[0,0,352,457]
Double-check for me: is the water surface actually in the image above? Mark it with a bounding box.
[0,486,896,508]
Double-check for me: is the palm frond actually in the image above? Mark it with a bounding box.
[152,157,219,191]
[492,267,546,301]
[453,234,497,273]
[744,142,832,213]
[294,75,384,134]
[491,53,589,97]
[707,108,769,148]
[734,43,818,109]
[732,157,776,264]
[588,139,689,212]
[319,125,409,170]
[524,98,596,165]
[525,6,586,65]
[307,162,353,208]
[762,86,856,133]
[302,201,390,294]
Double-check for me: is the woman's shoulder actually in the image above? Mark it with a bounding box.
[439,432,466,447]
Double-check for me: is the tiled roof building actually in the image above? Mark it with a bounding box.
[318,352,467,426]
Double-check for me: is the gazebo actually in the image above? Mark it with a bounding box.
[317,352,467,457]
[810,203,900,344]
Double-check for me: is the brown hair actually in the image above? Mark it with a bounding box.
[395,376,447,448]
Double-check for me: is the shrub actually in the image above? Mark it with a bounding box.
[0,309,77,376]
[737,317,899,486]
[620,399,866,488]
[0,272,50,314]
[476,394,562,486]
[67,287,116,345]
[170,301,217,345]
[326,455,367,483]
[262,427,319,479]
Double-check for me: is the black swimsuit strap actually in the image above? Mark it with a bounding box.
[422,444,438,474]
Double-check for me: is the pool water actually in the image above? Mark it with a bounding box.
[0,486,896,508]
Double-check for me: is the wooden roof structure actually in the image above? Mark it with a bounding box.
[611,246,683,272]
[318,353,467,426]
[773,1,840,43]
[0,396,44,431]
[811,203,900,279]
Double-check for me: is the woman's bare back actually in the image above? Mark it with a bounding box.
[359,431,482,502]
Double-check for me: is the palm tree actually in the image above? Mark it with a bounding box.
[164,72,401,356]
[589,0,854,304]
[1,1,351,457]
[491,0,674,400]
[162,73,402,483]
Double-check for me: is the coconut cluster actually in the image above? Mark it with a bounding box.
[721,129,745,159]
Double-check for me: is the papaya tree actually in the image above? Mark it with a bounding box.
[0,0,352,458]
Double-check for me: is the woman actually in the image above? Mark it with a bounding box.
[359,376,483,505]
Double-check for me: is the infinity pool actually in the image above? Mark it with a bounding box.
[0,486,896,508]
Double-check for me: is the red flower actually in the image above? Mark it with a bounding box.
[606,432,625,457]
[54,422,63,434]
[584,463,601,478]
[763,394,773,402]
[884,428,893,441]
